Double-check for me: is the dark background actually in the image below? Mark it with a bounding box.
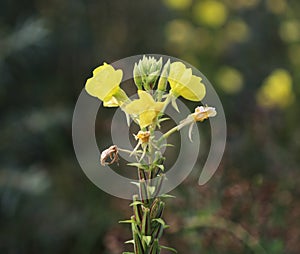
[1,0,300,253]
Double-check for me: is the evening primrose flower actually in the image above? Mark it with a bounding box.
[85,63,129,107]
[168,62,206,102]
[124,90,164,129]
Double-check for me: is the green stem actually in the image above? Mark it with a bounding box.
[158,125,178,144]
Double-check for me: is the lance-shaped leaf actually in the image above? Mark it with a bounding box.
[141,208,151,236]
[160,245,178,253]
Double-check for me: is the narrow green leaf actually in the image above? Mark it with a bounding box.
[148,186,156,195]
[119,219,135,224]
[150,200,165,219]
[134,232,145,254]
[131,181,140,187]
[160,143,174,148]
[160,194,176,198]
[130,200,144,206]
[152,218,165,226]
[158,117,170,123]
[140,179,149,204]
[132,195,143,225]
[127,162,149,170]
[149,239,159,254]
[142,235,152,246]
[171,97,179,112]
[157,164,164,171]
[160,245,177,253]
[141,208,150,235]
[124,239,134,244]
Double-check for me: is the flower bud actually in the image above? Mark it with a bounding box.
[133,63,143,90]
[158,59,170,92]
[135,56,163,91]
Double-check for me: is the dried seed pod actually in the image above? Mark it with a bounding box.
[100,145,119,166]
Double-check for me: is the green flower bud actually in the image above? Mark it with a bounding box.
[133,63,143,90]
[158,59,170,92]
[135,56,163,91]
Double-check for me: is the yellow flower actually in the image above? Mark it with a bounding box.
[124,90,164,129]
[85,63,128,107]
[168,62,206,101]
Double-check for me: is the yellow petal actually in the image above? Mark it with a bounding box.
[137,90,156,109]
[124,99,144,115]
[85,64,123,101]
[139,111,157,129]
[93,62,109,75]
[168,62,192,90]
[168,62,186,83]
[153,101,165,112]
[124,91,155,114]
[124,90,164,128]
[178,75,206,101]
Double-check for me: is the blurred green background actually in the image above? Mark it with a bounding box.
[1,0,300,253]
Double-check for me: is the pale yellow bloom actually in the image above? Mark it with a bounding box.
[85,63,128,107]
[124,91,164,129]
[168,62,206,101]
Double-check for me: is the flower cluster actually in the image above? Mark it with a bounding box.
[84,56,217,254]
[85,56,213,133]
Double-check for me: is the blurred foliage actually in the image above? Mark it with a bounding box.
[0,0,300,253]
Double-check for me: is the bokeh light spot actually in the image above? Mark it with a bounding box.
[163,0,192,10]
[225,19,250,43]
[216,66,244,94]
[266,0,287,14]
[288,44,300,67]
[165,19,194,53]
[225,0,260,10]
[279,20,300,43]
[193,0,228,28]
[256,69,294,109]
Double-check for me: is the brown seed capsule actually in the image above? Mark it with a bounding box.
[100,145,119,166]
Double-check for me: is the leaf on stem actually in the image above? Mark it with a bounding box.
[160,245,178,253]
[127,162,149,171]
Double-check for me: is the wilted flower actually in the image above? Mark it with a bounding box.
[85,63,129,107]
[135,130,151,143]
[130,130,151,160]
[100,145,119,166]
[178,105,217,141]
[192,106,217,122]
